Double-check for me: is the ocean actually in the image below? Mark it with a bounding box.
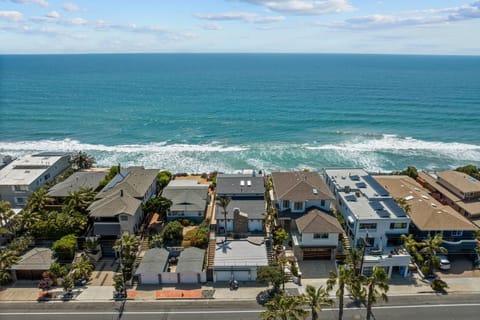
[1,53,479,173]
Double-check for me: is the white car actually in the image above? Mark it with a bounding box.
[438,255,451,271]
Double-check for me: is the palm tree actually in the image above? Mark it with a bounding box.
[14,209,42,233]
[0,201,16,236]
[25,187,52,212]
[401,234,422,264]
[70,151,95,170]
[70,257,94,282]
[303,285,332,320]
[418,233,447,275]
[64,187,96,214]
[0,250,20,285]
[365,266,389,320]
[114,232,140,281]
[348,247,362,276]
[216,196,231,242]
[261,294,308,320]
[327,265,352,320]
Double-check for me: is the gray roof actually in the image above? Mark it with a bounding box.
[216,174,265,195]
[47,170,108,197]
[89,191,142,217]
[95,168,157,200]
[295,209,344,234]
[135,248,169,275]
[163,182,209,212]
[176,247,205,273]
[271,171,334,202]
[214,240,268,267]
[215,199,266,220]
[11,248,54,270]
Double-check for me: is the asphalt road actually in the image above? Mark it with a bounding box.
[1,294,480,319]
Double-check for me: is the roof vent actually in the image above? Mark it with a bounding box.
[240,180,245,186]
[312,188,318,195]
[247,180,251,187]
[404,195,414,201]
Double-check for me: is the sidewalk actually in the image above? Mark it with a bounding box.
[2,275,480,303]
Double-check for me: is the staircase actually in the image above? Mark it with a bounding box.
[265,238,274,265]
[206,236,216,281]
[134,238,150,268]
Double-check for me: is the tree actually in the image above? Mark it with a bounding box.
[62,275,74,295]
[0,249,20,284]
[0,201,15,234]
[456,164,480,180]
[157,171,172,190]
[64,188,95,214]
[261,294,308,320]
[273,228,288,246]
[143,196,172,216]
[327,265,352,320]
[401,234,423,264]
[52,234,77,261]
[114,232,140,281]
[25,187,52,212]
[396,166,418,179]
[257,264,289,293]
[70,257,94,283]
[70,151,95,170]
[216,196,231,242]
[345,249,366,303]
[38,272,54,292]
[161,221,183,245]
[418,233,447,275]
[365,266,389,320]
[13,209,41,234]
[303,285,332,320]
[49,262,68,283]
[98,165,120,189]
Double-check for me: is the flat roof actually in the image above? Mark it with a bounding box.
[419,172,480,217]
[375,175,477,231]
[324,168,390,199]
[214,240,268,267]
[216,174,265,195]
[215,199,266,220]
[0,154,69,185]
[437,170,480,193]
[167,180,208,187]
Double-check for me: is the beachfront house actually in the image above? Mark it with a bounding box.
[88,167,158,241]
[418,171,480,228]
[0,152,71,208]
[375,175,478,256]
[270,171,334,231]
[162,180,209,222]
[215,172,266,235]
[323,168,411,277]
[291,208,344,260]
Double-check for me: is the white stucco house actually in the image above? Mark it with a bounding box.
[162,180,209,222]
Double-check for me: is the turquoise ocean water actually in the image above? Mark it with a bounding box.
[1,54,479,173]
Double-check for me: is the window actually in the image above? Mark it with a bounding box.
[359,223,377,230]
[120,215,128,221]
[451,231,463,237]
[390,222,407,229]
[13,185,28,192]
[44,173,51,180]
[313,233,329,239]
[321,200,325,207]
[14,197,27,205]
[294,202,303,210]
[283,200,290,209]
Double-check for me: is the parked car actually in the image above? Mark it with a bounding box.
[438,255,451,271]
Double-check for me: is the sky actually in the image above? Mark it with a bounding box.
[1,0,480,54]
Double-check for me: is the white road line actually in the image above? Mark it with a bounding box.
[2,303,480,316]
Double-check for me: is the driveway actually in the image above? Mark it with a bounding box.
[437,256,480,278]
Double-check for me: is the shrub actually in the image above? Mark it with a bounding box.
[162,221,183,243]
[52,234,77,261]
[431,278,448,291]
[180,218,191,227]
[191,226,209,248]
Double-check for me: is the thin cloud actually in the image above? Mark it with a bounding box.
[194,12,285,24]
[201,22,223,30]
[320,1,480,30]
[10,0,48,7]
[62,2,80,12]
[93,20,194,40]
[0,10,23,22]
[238,0,355,15]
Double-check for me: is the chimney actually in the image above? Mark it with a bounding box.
[120,189,123,197]
[118,163,121,173]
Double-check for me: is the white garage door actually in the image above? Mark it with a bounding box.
[180,272,199,283]
[233,271,250,281]
[215,270,252,282]
[139,273,159,285]
[215,271,233,282]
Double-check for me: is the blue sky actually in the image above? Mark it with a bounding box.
[1,0,479,54]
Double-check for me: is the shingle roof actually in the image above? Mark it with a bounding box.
[135,248,169,275]
[295,209,344,234]
[11,248,54,270]
[216,174,265,195]
[163,183,209,212]
[215,199,265,220]
[375,175,477,231]
[88,190,142,217]
[271,171,334,202]
[47,170,108,197]
[95,168,157,200]
[176,247,205,273]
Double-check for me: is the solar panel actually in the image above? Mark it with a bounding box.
[345,194,357,202]
[103,170,130,191]
[369,201,384,210]
[350,175,360,181]
[363,175,390,196]
[356,182,367,188]
[377,210,390,218]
